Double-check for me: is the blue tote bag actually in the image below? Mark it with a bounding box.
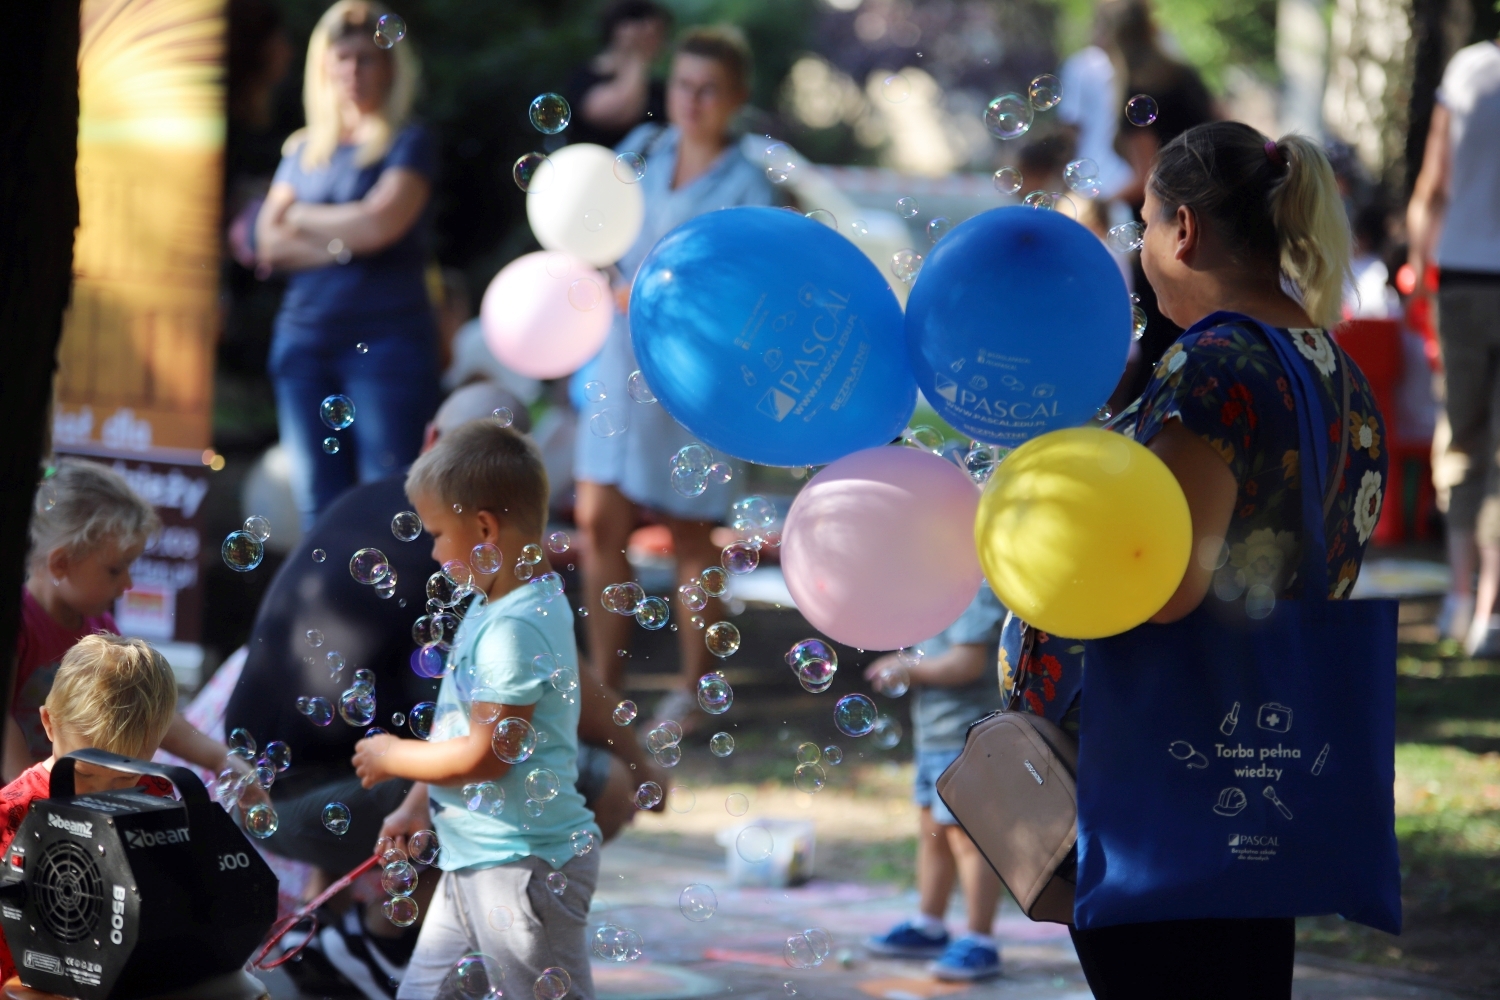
[1075,313,1401,934]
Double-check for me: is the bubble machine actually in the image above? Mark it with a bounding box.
[0,750,277,1000]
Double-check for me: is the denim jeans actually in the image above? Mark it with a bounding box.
[269,319,440,529]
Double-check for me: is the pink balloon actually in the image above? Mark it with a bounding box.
[481,251,614,379]
[782,446,983,651]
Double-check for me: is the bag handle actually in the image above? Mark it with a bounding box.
[1178,311,1353,599]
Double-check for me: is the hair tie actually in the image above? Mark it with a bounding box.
[1264,140,1284,166]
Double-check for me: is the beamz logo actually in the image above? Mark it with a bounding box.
[124,827,189,848]
[46,814,92,839]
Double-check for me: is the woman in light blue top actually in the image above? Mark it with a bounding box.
[573,26,773,717]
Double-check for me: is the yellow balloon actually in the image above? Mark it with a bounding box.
[975,427,1192,639]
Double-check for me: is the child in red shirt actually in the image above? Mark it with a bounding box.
[0,633,180,985]
[11,461,241,787]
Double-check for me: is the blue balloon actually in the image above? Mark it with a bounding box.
[630,206,916,467]
[904,207,1131,446]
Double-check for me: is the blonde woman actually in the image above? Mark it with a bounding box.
[256,0,437,527]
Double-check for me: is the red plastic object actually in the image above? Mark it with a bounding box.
[1331,319,1435,544]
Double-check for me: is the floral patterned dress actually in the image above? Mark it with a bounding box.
[1000,320,1390,730]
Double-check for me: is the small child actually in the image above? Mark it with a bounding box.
[11,461,245,786]
[0,633,180,983]
[864,584,1007,980]
[352,420,602,1000]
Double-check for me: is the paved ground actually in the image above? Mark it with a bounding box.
[261,831,1476,1000]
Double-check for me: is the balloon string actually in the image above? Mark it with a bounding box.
[251,854,381,970]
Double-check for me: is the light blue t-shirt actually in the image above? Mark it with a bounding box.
[427,584,600,871]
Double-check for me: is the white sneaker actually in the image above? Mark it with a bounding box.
[1438,593,1475,643]
[1464,614,1500,659]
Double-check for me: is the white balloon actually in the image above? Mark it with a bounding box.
[526,144,646,267]
[481,252,614,379]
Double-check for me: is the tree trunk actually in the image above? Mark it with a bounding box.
[0,2,81,724]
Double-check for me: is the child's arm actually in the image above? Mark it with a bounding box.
[375,782,430,854]
[353,702,533,789]
[864,644,990,689]
[159,714,268,812]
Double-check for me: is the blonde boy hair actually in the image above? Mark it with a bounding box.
[288,0,420,171]
[29,460,159,568]
[45,635,177,760]
[406,419,549,535]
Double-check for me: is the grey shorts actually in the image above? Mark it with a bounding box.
[396,851,602,1000]
[1436,279,1500,540]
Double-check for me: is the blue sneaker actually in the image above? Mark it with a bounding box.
[864,921,949,958]
[930,938,1001,981]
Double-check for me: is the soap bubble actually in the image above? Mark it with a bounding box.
[409,702,435,739]
[546,531,571,554]
[796,742,820,764]
[374,12,406,46]
[604,582,644,614]
[824,745,843,765]
[392,711,408,728]
[635,596,670,630]
[350,548,391,585]
[763,142,797,184]
[254,765,275,790]
[243,515,271,542]
[222,531,264,572]
[705,622,741,658]
[353,668,376,691]
[993,165,1023,195]
[1107,220,1146,253]
[569,278,602,311]
[896,196,919,218]
[848,218,870,236]
[298,696,333,726]
[264,740,292,772]
[517,543,542,566]
[534,967,571,1000]
[671,465,708,497]
[525,768,561,804]
[325,650,346,675]
[668,786,696,813]
[1132,296,1147,340]
[645,725,678,754]
[721,541,759,575]
[679,883,717,922]
[440,952,502,1000]
[322,802,351,835]
[245,803,278,839]
[805,209,837,230]
[697,672,734,714]
[731,495,777,530]
[570,829,597,856]
[323,436,341,454]
[320,395,355,430]
[612,700,637,726]
[549,666,579,696]
[487,906,513,931]
[984,93,1033,139]
[228,728,257,756]
[513,152,548,191]
[442,560,474,589]
[902,425,945,453]
[382,860,418,896]
[626,370,656,403]
[383,896,419,926]
[871,715,903,749]
[391,511,423,542]
[926,217,952,244]
[613,151,646,183]
[873,664,911,698]
[409,830,440,866]
[793,762,826,794]
[709,732,735,757]
[463,781,505,815]
[1126,93,1159,126]
[460,543,499,577]
[834,694,878,736]
[592,924,644,962]
[1022,190,1056,210]
[891,248,923,283]
[676,584,707,613]
[339,688,377,727]
[492,717,538,764]
[634,781,663,809]
[312,548,327,562]
[1028,73,1063,110]
[725,792,749,816]
[736,825,774,862]
[881,73,910,102]
[530,93,571,134]
[699,566,729,597]
[1064,158,1101,198]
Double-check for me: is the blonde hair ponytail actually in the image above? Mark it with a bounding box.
[1269,135,1351,328]
[1150,122,1352,329]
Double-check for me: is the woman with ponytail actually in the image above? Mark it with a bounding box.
[998,122,1392,997]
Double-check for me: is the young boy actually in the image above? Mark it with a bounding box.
[352,420,602,1000]
[864,585,1006,980]
[0,633,180,983]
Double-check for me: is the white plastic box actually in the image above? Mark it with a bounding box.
[715,820,816,887]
